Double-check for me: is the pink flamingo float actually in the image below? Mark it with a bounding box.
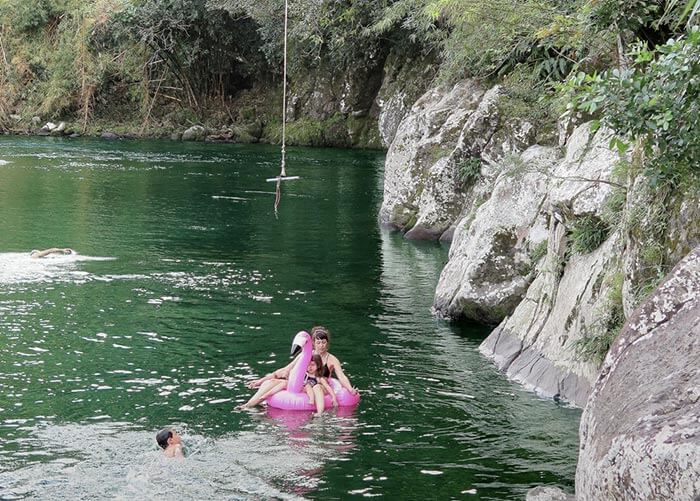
[267,331,360,411]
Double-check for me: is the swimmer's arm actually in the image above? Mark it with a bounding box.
[328,355,358,395]
[31,248,61,258]
[320,378,338,407]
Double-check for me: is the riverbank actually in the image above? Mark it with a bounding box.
[2,97,385,149]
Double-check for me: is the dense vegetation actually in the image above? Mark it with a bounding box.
[0,0,698,156]
[0,0,697,132]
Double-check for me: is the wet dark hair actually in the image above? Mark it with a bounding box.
[309,354,323,377]
[156,428,173,449]
[310,325,330,343]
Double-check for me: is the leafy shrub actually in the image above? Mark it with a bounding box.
[0,0,52,33]
[562,28,700,186]
[457,156,481,187]
[570,214,610,254]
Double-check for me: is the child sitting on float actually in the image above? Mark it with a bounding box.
[304,354,338,415]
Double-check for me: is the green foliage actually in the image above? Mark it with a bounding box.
[437,0,579,82]
[0,0,147,122]
[563,28,700,185]
[0,0,53,33]
[114,0,270,109]
[1,0,697,142]
[587,0,664,37]
[575,271,625,365]
[498,65,558,142]
[570,214,610,254]
[575,329,616,365]
[457,156,481,187]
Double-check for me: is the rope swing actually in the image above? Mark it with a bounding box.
[266,0,299,213]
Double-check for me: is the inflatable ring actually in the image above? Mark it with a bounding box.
[267,331,360,411]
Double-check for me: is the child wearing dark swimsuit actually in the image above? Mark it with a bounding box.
[305,354,338,415]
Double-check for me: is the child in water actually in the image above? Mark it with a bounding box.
[305,354,338,415]
[156,428,184,458]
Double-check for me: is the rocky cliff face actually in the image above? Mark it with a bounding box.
[382,78,699,409]
[378,82,536,240]
[380,75,700,498]
[576,246,700,500]
[472,124,622,406]
[282,50,434,149]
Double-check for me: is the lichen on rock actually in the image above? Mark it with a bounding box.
[576,246,700,500]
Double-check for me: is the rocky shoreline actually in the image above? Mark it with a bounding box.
[380,77,699,499]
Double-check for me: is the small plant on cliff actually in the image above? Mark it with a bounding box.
[600,186,627,230]
[575,272,625,365]
[530,240,548,263]
[457,156,481,188]
[569,214,610,254]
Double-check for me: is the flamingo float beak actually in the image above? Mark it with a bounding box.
[291,343,302,357]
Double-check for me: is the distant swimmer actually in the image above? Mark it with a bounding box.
[156,428,184,458]
[30,248,74,259]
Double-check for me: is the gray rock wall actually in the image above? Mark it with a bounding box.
[433,145,555,323]
[379,80,486,239]
[379,81,537,241]
[576,246,700,500]
[474,125,622,405]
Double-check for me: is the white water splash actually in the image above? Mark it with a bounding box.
[0,420,352,500]
[0,252,116,285]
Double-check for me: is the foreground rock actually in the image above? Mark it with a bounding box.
[576,246,700,500]
[100,131,120,140]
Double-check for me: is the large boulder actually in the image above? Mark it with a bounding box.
[576,246,700,500]
[379,80,538,241]
[433,145,556,323]
[378,80,487,239]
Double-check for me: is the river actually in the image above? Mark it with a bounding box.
[0,136,579,499]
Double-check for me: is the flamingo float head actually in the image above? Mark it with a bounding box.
[287,330,312,394]
[290,330,311,356]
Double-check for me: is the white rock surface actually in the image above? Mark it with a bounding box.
[379,80,486,239]
[434,145,557,323]
[471,124,622,405]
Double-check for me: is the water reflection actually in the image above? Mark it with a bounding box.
[259,407,359,497]
[0,136,579,499]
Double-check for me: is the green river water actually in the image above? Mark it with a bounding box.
[0,136,580,499]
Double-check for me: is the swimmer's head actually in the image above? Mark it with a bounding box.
[30,250,39,257]
[63,248,74,255]
[156,428,179,449]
